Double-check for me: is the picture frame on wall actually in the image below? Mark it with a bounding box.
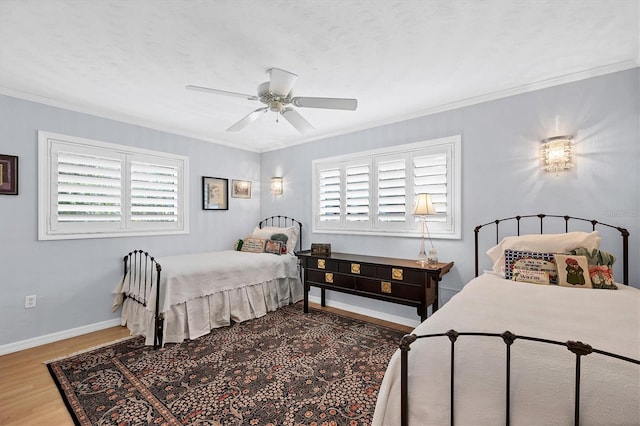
[231,179,251,199]
[0,154,18,195]
[202,176,228,210]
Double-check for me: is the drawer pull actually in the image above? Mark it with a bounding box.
[317,259,326,269]
[381,281,392,294]
[351,263,361,274]
[325,273,334,283]
[392,268,403,281]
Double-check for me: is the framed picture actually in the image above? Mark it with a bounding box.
[231,179,251,199]
[202,176,228,210]
[0,154,18,195]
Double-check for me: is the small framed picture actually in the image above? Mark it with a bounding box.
[202,176,229,210]
[231,180,251,199]
[0,154,18,195]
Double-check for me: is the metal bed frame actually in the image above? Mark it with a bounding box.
[121,215,303,349]
[400,214,636,426]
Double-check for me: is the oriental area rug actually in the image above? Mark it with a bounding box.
[47,303,406,425]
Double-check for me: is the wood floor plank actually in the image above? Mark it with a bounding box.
[0,304,411,425]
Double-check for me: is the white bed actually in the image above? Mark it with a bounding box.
[114,251,302,346]
[113,216,303,347]
[373,272,640,425]
[374,214,639,426]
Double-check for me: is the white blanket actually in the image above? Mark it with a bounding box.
[118,250,299,313]
[113,251,302,345]
[373,273,640,425]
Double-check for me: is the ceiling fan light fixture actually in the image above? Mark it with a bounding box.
[186,67,357,134]
[268,68,298,97]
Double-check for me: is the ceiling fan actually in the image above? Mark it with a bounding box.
[186,68,357,134]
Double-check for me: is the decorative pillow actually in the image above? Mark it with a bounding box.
[487,231,601,275]
[233,239,244,251]
[553,254,592,289]
[504,249,557,284]
[251,226,298,254]
[270,233,289,254]
[264,239,283,255]
[240,238,266,253]
[570,247,617,290]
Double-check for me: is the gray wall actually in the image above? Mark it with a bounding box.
[261,68,640,325]
[1,68,638,348]
[0,96,262,347]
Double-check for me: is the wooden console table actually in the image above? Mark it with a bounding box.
[296,251,454,321]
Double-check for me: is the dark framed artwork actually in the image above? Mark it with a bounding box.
[202,176,229,210]
[231,179,251,199]
[0,154,18,195]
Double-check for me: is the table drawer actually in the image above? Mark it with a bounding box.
[307,269,355,289]
[338,261,376,276]
[304,257,339,271]
[375,265,425,285]
[356,277,421,300]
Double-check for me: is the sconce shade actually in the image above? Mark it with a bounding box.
[541,136,574,173]
[270,177,283,195]
[413,193,436,216]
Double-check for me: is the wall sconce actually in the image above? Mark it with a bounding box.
[541,136,574,174]
[270,177,283,195]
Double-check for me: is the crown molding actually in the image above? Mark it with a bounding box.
[2,60,637,154]
[264,60,639,152]
[0,87,261,153]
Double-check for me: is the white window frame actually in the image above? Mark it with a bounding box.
[38,131,189,240]
[312,135,461,239]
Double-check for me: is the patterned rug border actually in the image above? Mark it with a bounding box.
[46,304,407,426]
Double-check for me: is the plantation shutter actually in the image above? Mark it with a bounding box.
[377,158,406,223]
[56,150,122,223]
[130,160,179,223]
[318,167,341,222]
[414,153,447,222]
[345,163,369,222]
[312,135,460,238]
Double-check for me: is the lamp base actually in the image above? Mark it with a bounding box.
[427,248,438,264]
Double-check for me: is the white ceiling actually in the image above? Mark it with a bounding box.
[1,0,638,152]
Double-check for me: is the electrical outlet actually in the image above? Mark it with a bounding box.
[25,295,37,309]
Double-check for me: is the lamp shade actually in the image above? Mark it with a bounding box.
[413,193,436,216]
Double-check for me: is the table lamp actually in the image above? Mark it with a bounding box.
[412,193,438,265]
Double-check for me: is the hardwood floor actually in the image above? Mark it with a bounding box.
[0,303,412,425]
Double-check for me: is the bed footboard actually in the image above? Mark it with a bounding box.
[122,250,163,349]
[399,331,640,426]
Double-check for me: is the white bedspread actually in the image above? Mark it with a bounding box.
[114,251,302,345]
[139,250,298,313]
[373,273,640,426]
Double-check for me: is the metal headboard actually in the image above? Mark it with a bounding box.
[259,215,303,253]
[474,214,629,284]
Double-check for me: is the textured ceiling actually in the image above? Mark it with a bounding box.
[1,0,638,152]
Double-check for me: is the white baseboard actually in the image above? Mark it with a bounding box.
[308,295,421,328]
[0,318,122,356]
[1,297,431,356]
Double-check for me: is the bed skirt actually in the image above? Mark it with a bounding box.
[120,276,303,346]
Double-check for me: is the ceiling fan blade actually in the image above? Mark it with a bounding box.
[186,85,258,101]
[268,68,298,97]
[291,96,358,110]
[226,107,268,132]
[281,108,314,134]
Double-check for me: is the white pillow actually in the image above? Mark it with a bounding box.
[251,225,299,254]
[486,231,601,275]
